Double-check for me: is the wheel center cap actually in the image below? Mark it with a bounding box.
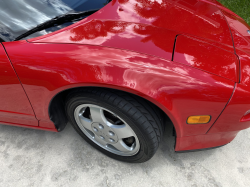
[91,122,118,144]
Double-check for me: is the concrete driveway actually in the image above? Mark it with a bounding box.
[0,123,249,187]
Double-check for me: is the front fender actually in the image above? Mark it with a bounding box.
[4,41,234,137]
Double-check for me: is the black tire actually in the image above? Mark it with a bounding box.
[65,88,164,163]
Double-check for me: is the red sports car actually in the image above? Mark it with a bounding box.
[0,0,250,163]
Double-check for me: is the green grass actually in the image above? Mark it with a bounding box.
[218,0,250,25]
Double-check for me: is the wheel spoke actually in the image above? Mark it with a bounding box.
[110,123,135,139]
[78,115,93,131]
[89,106,107,124]
[74,104,140,156]
[112,140,133,152]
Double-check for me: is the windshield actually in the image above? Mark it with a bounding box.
[0,0,110,42]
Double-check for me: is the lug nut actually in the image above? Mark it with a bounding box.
[99,124,104,129]
[109,138,115,143]
[109,131,115,136]
[100,136,105,140]
[93,127,98,132]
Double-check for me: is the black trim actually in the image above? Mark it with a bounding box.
[171,34,179,61]
[49,93,68,132]
[175,144,228,153]
[14,9,99,41]
[235,54,241,83]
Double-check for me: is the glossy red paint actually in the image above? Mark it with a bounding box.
[206,8,250,135]
[221,9,250,55]
[185,7,250,148]
[29,0,234,48]
[240,111,250,123]
[0,44,37,126]
[175,131,238,151]
[4,41,234,138]
[174,35,239,82]
[200,0,243,20]
[30,20,178,61]
[1,0,250,153]
[208,83,250,133]
[208,50,250,134]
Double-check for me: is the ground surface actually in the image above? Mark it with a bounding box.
[0,123,249,187]
[218,0,250,25]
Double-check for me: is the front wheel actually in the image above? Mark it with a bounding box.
[66,88,164,163]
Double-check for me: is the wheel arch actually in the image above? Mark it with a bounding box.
[48,85,176,135]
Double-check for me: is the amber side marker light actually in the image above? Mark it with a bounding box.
[187,115,211,124]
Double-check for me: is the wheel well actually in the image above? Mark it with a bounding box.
[49,87,174,133]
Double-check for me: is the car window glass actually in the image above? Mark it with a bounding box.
[0,0,109,41]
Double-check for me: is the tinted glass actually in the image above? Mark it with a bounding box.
[0,0,110,42]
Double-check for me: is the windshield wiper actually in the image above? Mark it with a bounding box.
[0,37,4,42]
[14,9,99,41]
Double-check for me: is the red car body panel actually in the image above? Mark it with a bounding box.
[1,0,250,152]
[176,131,238,151]
[29,0,234,48]
[200,0,244,20]
[4,41,235,137]
[222,10,250,55]
[174,35,239,82]
[0,44,38,126]
[207,10,250,135]
[32,20,178,62]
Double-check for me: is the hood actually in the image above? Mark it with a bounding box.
[28,0,239,81]
[29,0,235,54]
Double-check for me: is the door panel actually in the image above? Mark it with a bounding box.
[0,43,38,126]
